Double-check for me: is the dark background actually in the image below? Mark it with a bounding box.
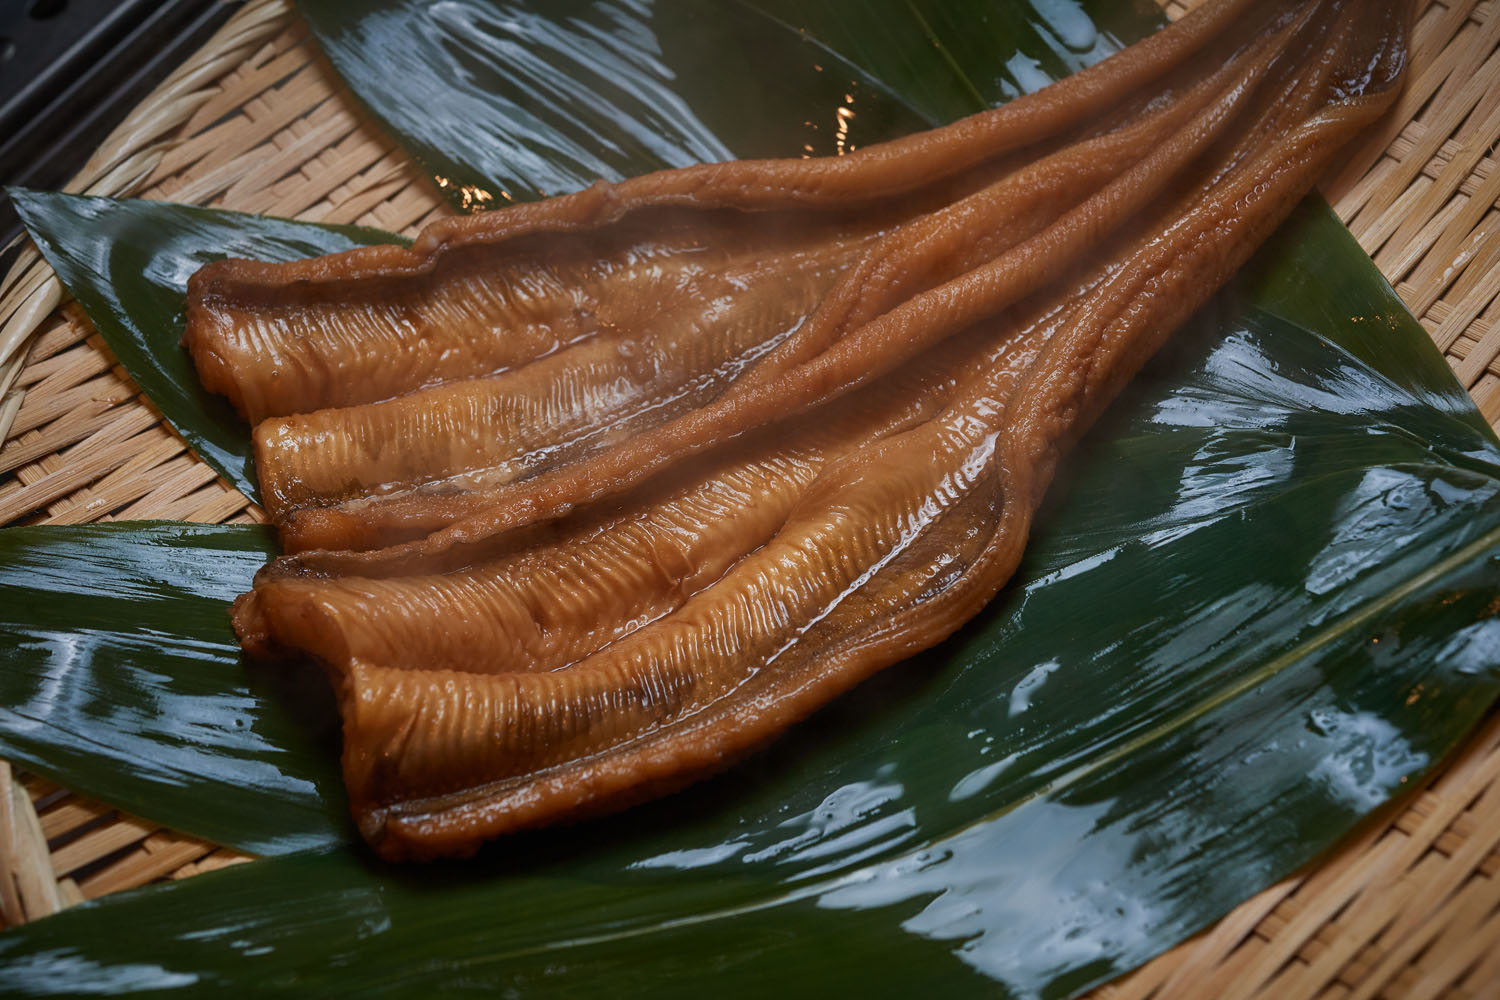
[0,0,233,248]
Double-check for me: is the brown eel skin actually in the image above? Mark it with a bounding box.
[188,0,1411,860]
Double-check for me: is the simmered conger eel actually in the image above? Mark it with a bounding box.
[200,0,1409,860]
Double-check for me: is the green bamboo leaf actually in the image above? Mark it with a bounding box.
[745,0,1153,120]
[293,0,1180,212]
[8,190,406,502]
[292,0,951,208]
[0,522,347,855]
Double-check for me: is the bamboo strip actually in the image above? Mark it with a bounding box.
[1,765,61,925]
[42,436,197,524]
[0,764,28,927]
[0,413,163,522]
[6,370,136,440]
[77,833,213,900]
[169,849,254,881]
[36,798,113,842]
[0,407,134,478]
[1455,906,1500,996]
[48,815,157,877]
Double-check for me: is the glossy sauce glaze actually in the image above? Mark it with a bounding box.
[189,0,1411,860]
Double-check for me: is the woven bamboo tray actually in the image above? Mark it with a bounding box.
[0,1,1497,996]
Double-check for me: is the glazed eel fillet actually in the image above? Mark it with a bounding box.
[190,0,1409,860]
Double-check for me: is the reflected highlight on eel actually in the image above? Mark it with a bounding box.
[186,0,1412,860]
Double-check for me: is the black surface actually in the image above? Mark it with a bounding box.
[0,0,235,249]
